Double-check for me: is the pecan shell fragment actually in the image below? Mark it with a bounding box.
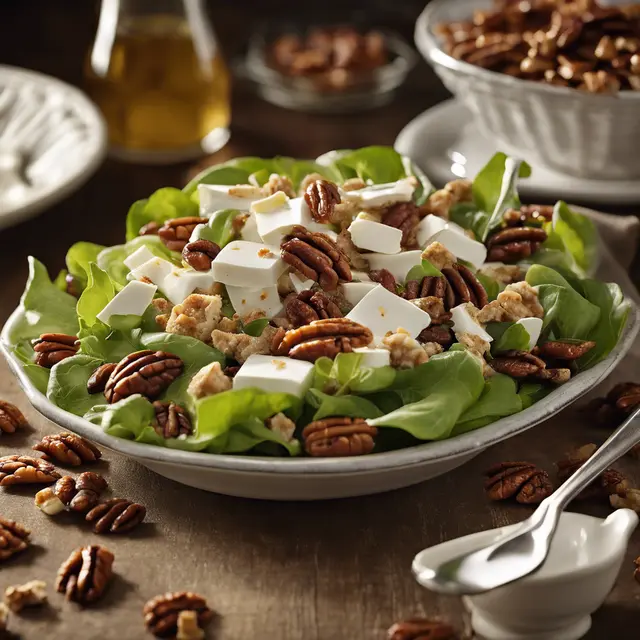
[86,498,146,534]
[0,517,30,562]
[158,217,208,252]
[33,432,102,466]
[484,461,553,504]
[285,290,343,328]
[304,179,341,223]
[153,401,193,438]
[31,333,79,368]
[0,455,60,486]
[0,400,28,435]
[303,417,377,457]
[182,239,221,271]
[387,617,459,640]
[143,591,214,638]
[56,545,114,605]
[104,350,184,403]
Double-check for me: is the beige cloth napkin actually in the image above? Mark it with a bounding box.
[581,209,640,388]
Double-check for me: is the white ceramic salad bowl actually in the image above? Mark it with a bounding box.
[2,304,638,500]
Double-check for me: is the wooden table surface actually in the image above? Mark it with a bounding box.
[1,2,639,639]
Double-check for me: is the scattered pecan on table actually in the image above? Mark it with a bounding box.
[272,317,373,362]
[153,401,193,438]
[0,455,60,486]
[504,205,554,228]
[87,362,118,394]
[35,472,108,515]
[104,350,184,404]
[381,202,421,249]
[304,179,341,224]
[303,417,377,457]
[584,381,640,427]
[4,580,47,612]
[285,290,343,328]
[490,350,571,385]
[387,617,460,640]
[556,444,628,500]
[0,400,28,435]
[0,603,7,632]
[158,217,208,252]
[611,488,640,511]
[486,227,548,263]
[143,591,214,638]
[404,264,488,310]
[281,225,352,290]
[56,545,114,605]
[33,432,102,466]
[0,517,30,562]
[484,461,553,504]
[31,333,79,368]
[182,239,221,271]
[86,498,146,534]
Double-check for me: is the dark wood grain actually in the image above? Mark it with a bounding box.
[0,2,638,639]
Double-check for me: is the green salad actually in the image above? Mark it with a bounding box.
[5,147,629,458]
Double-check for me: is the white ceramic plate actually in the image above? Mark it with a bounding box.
[394,100,640,205]
[2,302,638,500]
[0,65,107,229]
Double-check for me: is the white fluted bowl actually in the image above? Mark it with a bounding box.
[415,0,640,180]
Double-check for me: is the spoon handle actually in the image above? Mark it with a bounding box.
[548,405,640,511]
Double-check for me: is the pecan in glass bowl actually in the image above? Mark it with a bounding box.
[415,0,640,179]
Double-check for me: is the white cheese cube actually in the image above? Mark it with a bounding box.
[451,304,493,343]
[212,241,286,288]
[415,215,468,248]
[226,284,283,319]
[96,281,157,326]
[351,271,372,282]
[124,246,156,271]
[198,184,263,216]
[250,191,289,214]
[255,197,312,246]
[342,178,415,208]
[516,317,543,351]
[353,347,391,368]
[233,354,314,398]
[347,218,402,254]
[239,214,263,243]
[365,251,422,283]
[429,228,487,269]
[340,282,378,307]
[290,272,315,293]
[162,268,216,305]
[130,257,174,285]
[346,284,430,340]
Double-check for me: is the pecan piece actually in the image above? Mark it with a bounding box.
[31,333,79,368]
[556,444,628,501]
[158,217,208,252]
[490,350,570,384]
[86,498,146,534]
[153,401,193,438]
[370,268,397,293]
[272,318,373,362]
[104,350,184,403]
[281,225,352,291]
[182,239,221,271]
[144,591,214,638]
[504,205,554,227]
[387,617,459,640]
[65,273,82,298]
[381,202,420,249]
[586,381,640,427]
[486,227,548,263]
[33,432,102,466]
[87,363,117,394]
[535,340,596,361]
[0,400,28,435]
[303,417,377,457]
[285,290,343,328]
[485,461,553,505]
[36,471,108,513]
[304,179,341,223]
[4,580,47,612]
[139,221,160,236]
[417,325,454,347]
[0,455,60,486]
[56,545,114,605]
[0,517,30,562]
[408,264,488,310]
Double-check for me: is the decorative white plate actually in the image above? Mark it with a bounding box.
[0,65,107,229]
[2,302,638,500]
[394,100,640,206]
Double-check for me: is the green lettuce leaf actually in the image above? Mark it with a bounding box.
[476,271,501,301]
[453,374,522,434]
[487,322,531,354]
[78,322,144,363]
[406,259,443,282]
[125,188,198,241]
[305,388,384,421]
[65,242,105,289]
[194,209,241,248]
[370,350,484,439]
[220,416,301,456]
[47,354,104,416]
[12,344,50,395]
[551,201,597,274]
[312,353,396,396]
[77,264,116,331]
[518,382,549,408]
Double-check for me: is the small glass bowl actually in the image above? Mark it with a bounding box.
[240,27,416,114]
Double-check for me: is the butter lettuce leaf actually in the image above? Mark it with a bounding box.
[305,388,384,421]
[487,322,531,354]
[551,201,597,274]
[312,353,396,396]
[65,242,105,289]
[47,354,104,416]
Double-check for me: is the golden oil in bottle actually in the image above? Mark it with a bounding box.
[86,5,230,163]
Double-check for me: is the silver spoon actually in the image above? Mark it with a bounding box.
[413,404,640,595]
